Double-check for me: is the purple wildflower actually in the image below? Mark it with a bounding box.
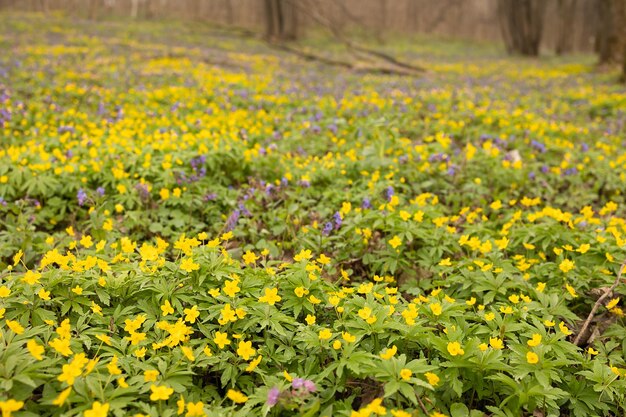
[267,387,280,407]
[385,186,394,201]
[96,187,105,196]
[322,222,333,236]
[292,378,304,389]
[333,212,342,229]
[77,188,87,206]
[225,209,240,231]
[303,380,316,392]
[361,197,371,209]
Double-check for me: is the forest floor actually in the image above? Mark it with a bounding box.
[1,12,626,417]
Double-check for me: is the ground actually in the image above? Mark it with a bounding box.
[0,12,626,417]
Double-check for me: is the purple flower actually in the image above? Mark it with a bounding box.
[96,187,105,196]
[303,380,316,392]
[292,378,304,389]
[225,209,240,231]
[267,387,280,407]
[77,188,87,206]
[385,186,394,201]
[361,197,371,209]
[322,222,333,236]
[333,212,342,229]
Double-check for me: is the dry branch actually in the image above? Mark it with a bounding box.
[574,259,626,346]
[270,42,423,77]
[277,0,427,75]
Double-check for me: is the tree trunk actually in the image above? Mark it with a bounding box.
[596,0,626,64]
[497,0,547,56]
[556,0,577,55]
[264,0,299,41]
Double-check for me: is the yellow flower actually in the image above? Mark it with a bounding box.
[587,347,599,355]
[294,249,313,262]
[27,339,44,360]
[380,345,397,360]
[118,377,129,388]
[242,251,258,265]
[607,297,620,309]
[186,401,205,417]
[429,302,442,316]
[223,279,240,297]
[52,387,72,406]
[161,300,174,316]
[106,355,122,376]
[559,321,572,335]
[438,258,452,266]
[180,346,196,362]
[258,288,281,305]
[489,337,504,350]
[559,259,575,273]
[180,257,200,273]
[317,254,331,265]
[226,389,248,403]
[38,288,51,300]
[236,340,256,360]
[478,343,488,351]
[213,331,231,349]
[526,351,539,364]
[84,401,109,417]
[527,333,542,347]
[294,286,308,297]
[12,250,23,266]
[305,314,316,325]
[150,384,174,401]
[0,286,12,298]
[318,329,332,340]
[400,368,412,381]
[49,337,73,356]
[0,399,24,417]
[342,332,356,343]
[447,341,464,356]
[80,235,93,248]
[245,355,262,372]
[424,372,440,386]
[388,235,402,249]
[184,305,200,323]
[6,320,24,334]
[144,370,159,382]
[565,284,578,298]
[22,270,42,285]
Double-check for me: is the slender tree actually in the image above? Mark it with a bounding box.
[264,0,299,41]
[595,0,626,64]
[556,0,577,55]
[497,0,547,56]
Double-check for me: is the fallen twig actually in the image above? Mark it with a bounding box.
[574,259,626,346]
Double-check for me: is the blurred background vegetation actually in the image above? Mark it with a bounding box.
[2,0,625,78]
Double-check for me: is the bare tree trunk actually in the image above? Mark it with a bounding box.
[225,0,234,25]
[497,0,547,56]
[596,0,626,64]
[556,0,577,54]
[264,0,299,41]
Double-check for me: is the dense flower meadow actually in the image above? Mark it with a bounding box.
[1,13,626,417]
